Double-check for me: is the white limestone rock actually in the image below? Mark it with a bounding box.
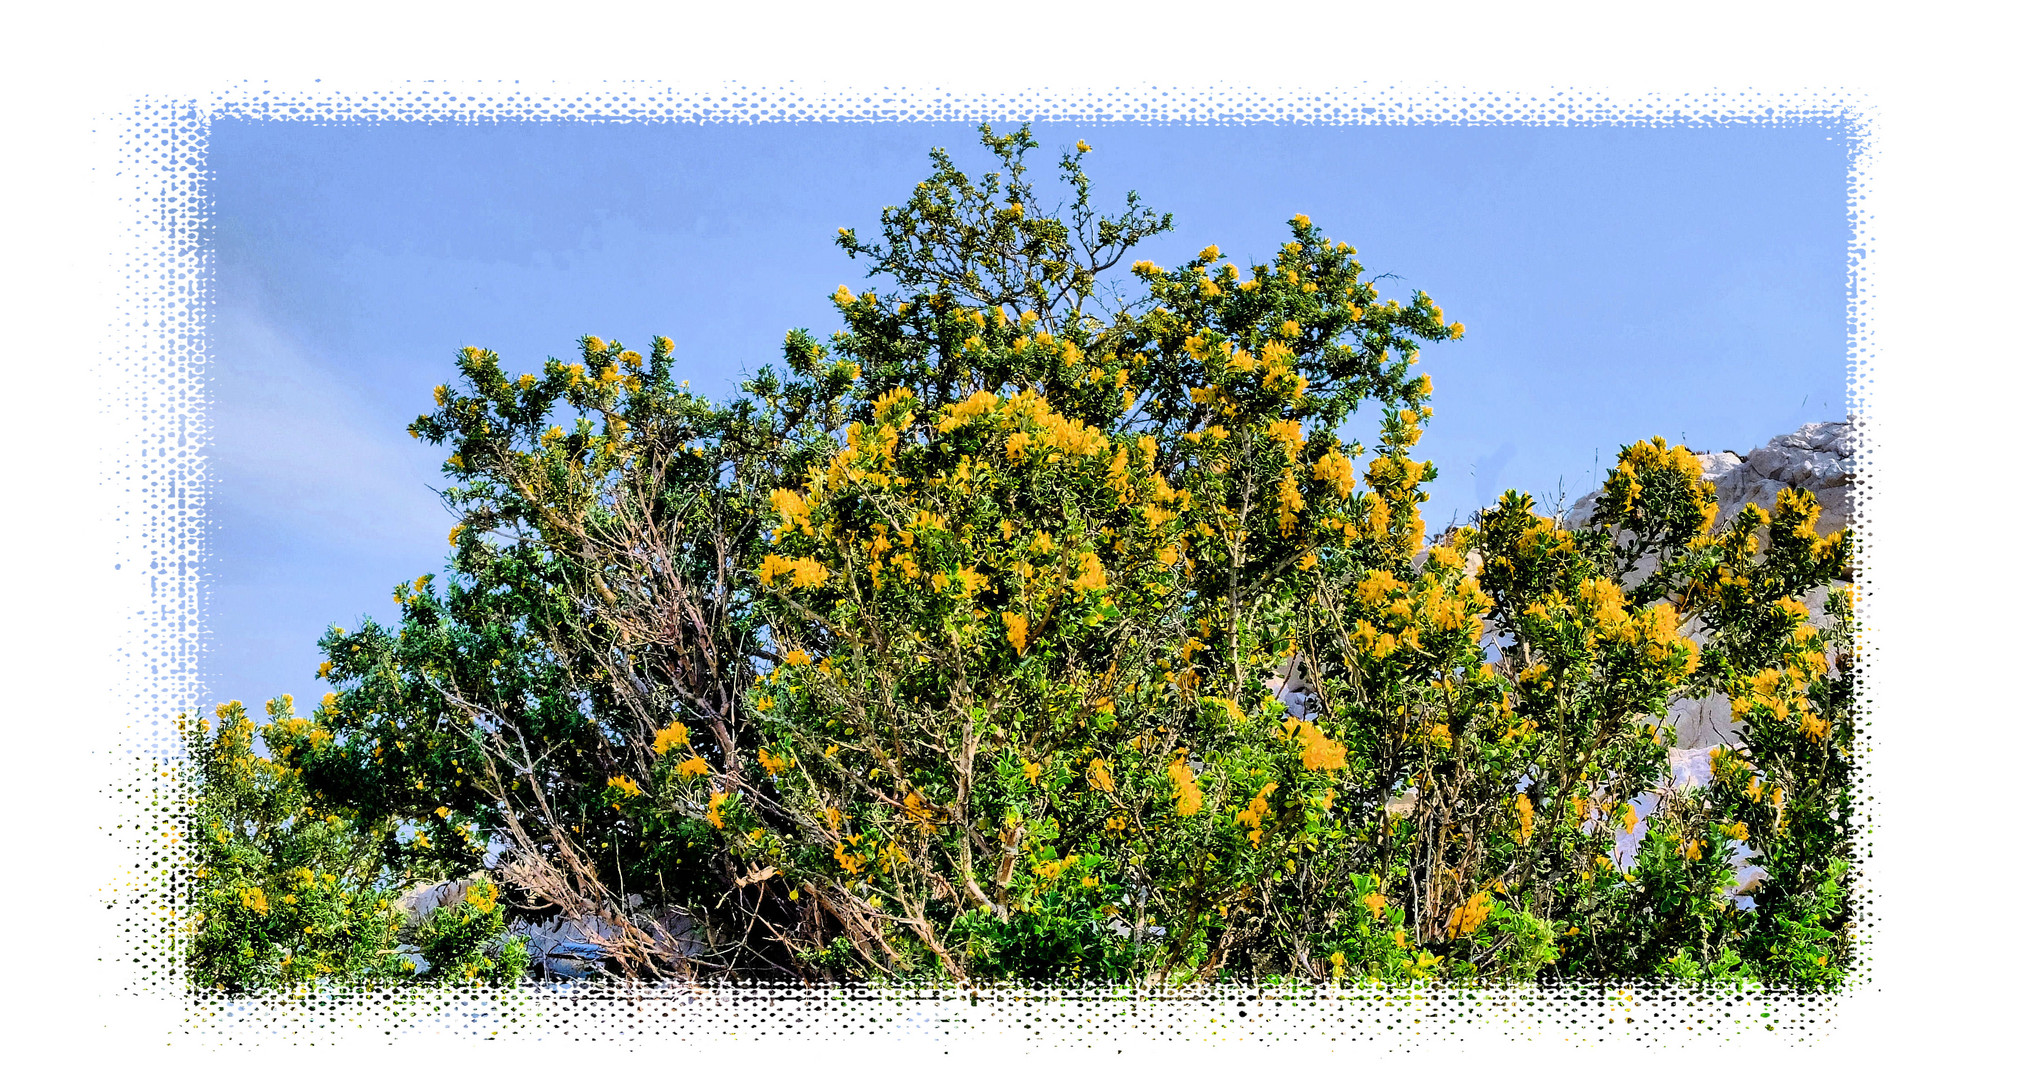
[1564,420,1854,534]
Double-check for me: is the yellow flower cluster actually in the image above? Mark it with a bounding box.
[937,389,1001,432]
[1166,753,1203,816]
[901,789,940,832]
[1266,418,1304,458]
[1002,611,1030,654]
[1312,449,1356,500]
[1446,891,1494,939]
[1069,551,1108,591]
[652,721,690,757]
[759,553,830,589]
[1733,663,1830,741]
[1574,577,1701,673]
[1234,781,1278,847]
[1602,437,1713,521]
[1283,720,1348,771]
[769,488,813,532]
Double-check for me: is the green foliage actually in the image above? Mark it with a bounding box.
[192,125,1857,991]
[181,698,535,991]
[413,880,530,986]
[181,700,405,991]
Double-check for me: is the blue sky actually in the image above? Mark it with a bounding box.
[202,119,1851,707]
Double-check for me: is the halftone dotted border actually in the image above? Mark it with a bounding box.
[94,80,1877,1048]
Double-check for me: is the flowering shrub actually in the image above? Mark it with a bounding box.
[181,700,405,991]
[181,698,527,989]
[194,126,1855,989]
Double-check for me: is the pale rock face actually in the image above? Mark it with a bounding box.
[1554,420,1853,750]
[1666,693,1736,750]
[1544,421,1850,903]
[395,876,479,931]
[1710,419,1855,533]
[1563,419,1855,535]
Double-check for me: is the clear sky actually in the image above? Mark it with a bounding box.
[201,118,1852,708]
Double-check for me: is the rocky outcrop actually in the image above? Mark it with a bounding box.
[1561,420,1854,749]
[392,875,708,979]
[508,896,707,980]
[1564,419,1855,535]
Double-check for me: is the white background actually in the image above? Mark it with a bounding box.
[1,1,2026,1074]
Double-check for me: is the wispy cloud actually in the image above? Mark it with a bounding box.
[206,304,453,553]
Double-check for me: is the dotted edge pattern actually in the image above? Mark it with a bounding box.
[93,79,1875,1048]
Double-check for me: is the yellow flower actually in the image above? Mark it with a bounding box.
[706,791,730,829]
[676,756,710,778]
[1002,611,1030,654]
[1076,139,1092,152]
[1233,782,1278,843]
[1087,757,1115,793]
[1514,792,1535,844]
[652,721,690,757]
[1312,449,1356,499]
[1362,893,1388,919]
[1446,892,1494,939]
[758,748,793,776]
[1165,754,1203,816]
[1292,214,1311,228]
[1199,245,1220,261]
[769,488,812,529]
[1291,722,1347,771]
[1266,418,1304,457]
[1023,760,1043,785]
[901,789,940,831]
[783,557,830,588]
[1069,551,1108,592]
[606,775,642,799]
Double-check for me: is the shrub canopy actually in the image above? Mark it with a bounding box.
[187,126,1855,990]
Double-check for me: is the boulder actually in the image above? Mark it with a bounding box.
[1711,418,1856,533]
[395,876,479,932]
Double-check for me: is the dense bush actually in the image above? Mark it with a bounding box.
[187,126,1854,990]
[180,699,527,989]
